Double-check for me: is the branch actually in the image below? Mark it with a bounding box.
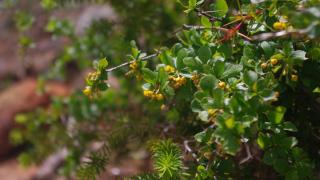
[105,51,160,72]
[239,143,253,165]
[33,148,68,179]
[251,23,319,41]
[183,24,253,41]
[184,140,198,162]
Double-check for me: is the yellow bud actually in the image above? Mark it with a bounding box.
[156,93,164,101]
[164,65,175,73]
[180,77,186,84]
[270,58,278,66]
[261,63,268,69]
[291,74,298,81]
[218,81,226,89]
[275,91,280,98]
[203,152,212,159]
[143,90,153,97]
[208,109,217,116]
[273,22,287,30]
[130,61,138,70]
[225,117,235,129]
[160,104,167,111]
[83,86,92,96]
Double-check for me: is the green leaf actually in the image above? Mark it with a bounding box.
[199,75,217,92]
[268,106,286,124]
[313,87,320,93]
[160,50,174,66]
[260,41,275,59]
[98,58,108,70]
[243,70,258,86]
[191,99,202,112]
[198,46,212,63]
[292,50,307,62]
[201,16,211,28]
[221,63,243,79]
[184,0,197,13]
[283,122,298,132]
[176,48,188,70]
[142,68,157,84]
[212,88,224,108]
[183,57,200,69]
[257,133,266,149]
[194,131,206,142]
[263,149,275,166]
[214,60,225,78]
[213,0,228,18]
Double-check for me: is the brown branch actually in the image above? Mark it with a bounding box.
[239,143,253,165]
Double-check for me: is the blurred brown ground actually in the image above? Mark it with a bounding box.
[0,3,149,179]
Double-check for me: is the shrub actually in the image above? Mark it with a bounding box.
[8,0,320,179]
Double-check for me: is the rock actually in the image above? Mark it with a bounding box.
[0,79,69,158]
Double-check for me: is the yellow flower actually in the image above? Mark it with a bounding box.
[164,65,175,73]
[156,93,164,101]
[261,63,268,69]
[160,104,167,111]
[270,58,278,66]
[83,86,92,96]
[208,109,218,116]
[218,81,226,89]
[291,74,298,81]
[130,61,138,70]
[225,117,235,129]
[273,22,287,30]
[143,90,153,97]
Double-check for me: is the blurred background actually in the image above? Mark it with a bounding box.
[0,0,195,179]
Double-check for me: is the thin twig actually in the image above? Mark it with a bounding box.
[239,143,253,165]
[105,52,160,72]
[184,140,198,162]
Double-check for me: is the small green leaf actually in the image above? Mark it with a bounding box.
[283,122,298,132]
[98,58,108,70]
[213,0,228,18]
[214,60,225,78]
[268,106,286,124]
[199,75,217,92]
[142,68,157,84]
[201,16,211,28]
[191,99,202,112]
[194,131,206,142]
[260,41,275,59]
[198,46,212,63]
[243,70,258,86]
[221,63,243,79]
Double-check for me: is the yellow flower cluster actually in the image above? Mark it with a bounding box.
[164,65,175,74]
[143,90,164,101]
[273,22,287,30]
[129,61,138,70]
[208,108,218,117]
[169,76,186,89]
[191,74,200,85]
[87,71,101,81]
